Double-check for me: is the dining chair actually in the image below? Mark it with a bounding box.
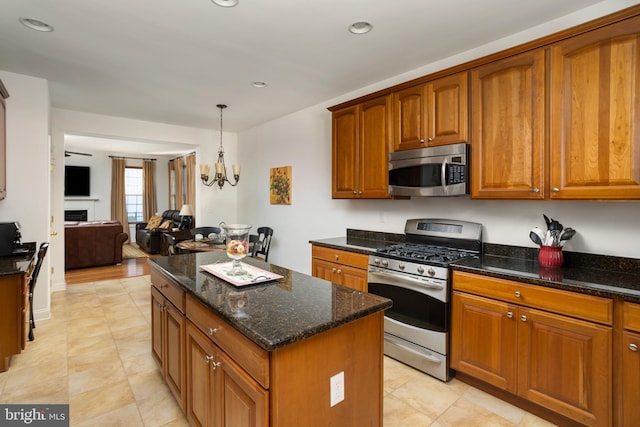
[251,227,274,262]
[163,233,179,255]
[190,227,221,238]
[28,242,49,341]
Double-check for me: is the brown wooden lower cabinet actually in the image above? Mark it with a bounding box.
[0,273,29,371]
[451,271,613,427]
[621,302,640,427]
[311,245,368,292]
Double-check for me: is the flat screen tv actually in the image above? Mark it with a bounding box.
[64,165,90,196]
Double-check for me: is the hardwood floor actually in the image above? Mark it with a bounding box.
[64,256,159,284]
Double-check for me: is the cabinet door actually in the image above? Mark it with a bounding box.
[428,73,468,146]
[359,95,392,198]
[311,258,337,282]
[332,106,359,198]
[187,323,217,427]
[165,302,186,410]
[550,17,640,199]
[334,264,368,292]
[622,330,640,427]
[451,292,517,392]
[394,84,427,150]
[151,288,164,367]
[471,49,546,199]
[217,350,268,427]
[517,307,611,427]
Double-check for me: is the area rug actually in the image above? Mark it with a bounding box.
[123,244,149,259]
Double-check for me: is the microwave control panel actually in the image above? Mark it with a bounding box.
[447,164,466,184]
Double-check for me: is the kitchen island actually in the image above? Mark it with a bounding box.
[149,251,391,427]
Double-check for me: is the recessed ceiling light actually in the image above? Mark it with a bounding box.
[211,0,238,7]
[252,82,267,88]
[348,21,372,35]
[19,17,54,32]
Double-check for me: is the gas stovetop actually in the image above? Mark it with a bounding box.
[376,243,478,266]
[373,218,483,267]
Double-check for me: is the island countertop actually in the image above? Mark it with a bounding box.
[149,251,392,351]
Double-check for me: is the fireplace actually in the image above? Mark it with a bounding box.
[65,209,88,221]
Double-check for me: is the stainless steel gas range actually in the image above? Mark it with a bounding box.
[367,218,482,381]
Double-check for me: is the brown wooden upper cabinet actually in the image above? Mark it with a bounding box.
[471,49,547,199]
[332,95,392,199]
[549,15,640,200]
[393,72,468,151]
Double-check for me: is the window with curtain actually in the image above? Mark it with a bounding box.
[125,167,144,222]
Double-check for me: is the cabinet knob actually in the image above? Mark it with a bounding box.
[358,191,362,195]
[506,312,513,318]
[211,361,222,370]
[552,187,560,193]
[205,355,213,363]
[630,343,638,352]
[532,188,540,193]
[520,315,527,322]
[336,269,342,274]
[427,137,433,142]
[352,191,357,195]
[514,291,521,298]
[419,139,425,143]
[208,327,219,335]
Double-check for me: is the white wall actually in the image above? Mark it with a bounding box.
[238,0,640,274]
[0,71,51,321]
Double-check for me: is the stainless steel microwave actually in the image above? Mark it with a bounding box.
[388,143,469,197]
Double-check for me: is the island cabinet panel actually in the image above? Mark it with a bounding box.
[186,322,268,427]
[393,72,468,151]
[311,245,368,292]
[621,301,640,427]
[151,280,186,411]
[549,15,640,199]
[0,273,28,371]
[470,49,546,199]
[270,312,384,427]
[187,295,269,389]
[332,95,392,199]
[451,271,612,427]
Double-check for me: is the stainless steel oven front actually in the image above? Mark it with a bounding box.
[367,257,452,381]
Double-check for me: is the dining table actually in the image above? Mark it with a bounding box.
[176,238,226,253]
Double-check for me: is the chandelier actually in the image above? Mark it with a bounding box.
[199,104,240,188]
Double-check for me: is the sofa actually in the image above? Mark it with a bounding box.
[64,220,129,270]
[135,210,181,254]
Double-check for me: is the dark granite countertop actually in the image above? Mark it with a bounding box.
[0,242,36,277]
[149,251,392,352]
[311,230,640,303]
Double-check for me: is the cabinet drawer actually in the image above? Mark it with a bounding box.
[186,294,269,388]
[624,301,640,332]
[453,271,613,325]
[151,269,185,313]
[312,245,369,269]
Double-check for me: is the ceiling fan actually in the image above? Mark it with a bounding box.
[64,150,93,157]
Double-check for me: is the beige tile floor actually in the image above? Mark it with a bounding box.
[0,276,557,426]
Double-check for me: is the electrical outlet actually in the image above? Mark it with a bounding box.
[330,371,344,407]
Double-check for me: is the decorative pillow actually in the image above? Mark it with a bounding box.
[145,215,163,230]
[159,220,173,229]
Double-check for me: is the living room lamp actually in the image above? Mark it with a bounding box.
[199,104,240,189]
[178,204,194,230]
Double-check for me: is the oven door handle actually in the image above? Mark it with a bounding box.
[384,334,442,364]
[368,269,444,291]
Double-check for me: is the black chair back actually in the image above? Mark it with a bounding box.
[164,233,178,255]
[190,227,221,238]
[252,227,274,262]
[28,242,49,341]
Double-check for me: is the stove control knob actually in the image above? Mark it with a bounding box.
[417,266,425,274]
[399,263,405,270]
[373,258,380,265]
[427,267,435,277]
[381,259,388,267]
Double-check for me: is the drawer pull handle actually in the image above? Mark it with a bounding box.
[336,269,342,274]
[205,355,213,363]
[208,327,219,335]
[506,312,513,318]
[630,343,638,352]
[335,255,339,260]
[514,291,521,298]
[211,361,222,370]
[520,315,527,322]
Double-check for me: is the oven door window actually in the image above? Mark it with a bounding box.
[389,163,442,188]
[368,282,447,332]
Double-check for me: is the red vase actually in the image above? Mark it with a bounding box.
[538,245,564,268]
